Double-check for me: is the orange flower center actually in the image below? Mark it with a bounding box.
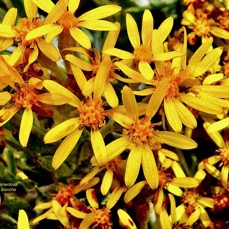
[159,170,173,187]
[92,207,112,229]
[53,186,74,206]
[79,98,106,130]
[133,45,153,64]
[213,191,229,210]
[14,17,43,47]
[11,84,39,108]
[58,11,78,29]
[127,116,161,149]
[105,156,122,171]
[219,146,229,167]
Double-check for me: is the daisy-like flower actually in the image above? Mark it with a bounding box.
[0,58,71,147]
[79,155,126,196]
[198,145,229,189]
[67,188,131,229]
[26,0,121,50]
[107,85,197,189]
[43,70,112,169]
[18,209,30,229]
[159,194,201,229]
[103,9,183,80]
[0,0,60,71]
[116,31,229,133]
[178,188,214,228]
[181,3,229,44]
[65,22,121,107]
[33,178,99,227]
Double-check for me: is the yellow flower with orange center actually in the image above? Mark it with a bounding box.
[26,0,121,49]
[103,9,183,80]
[0,58,70,147]
[107,86,197,189]
[0,1,60,71]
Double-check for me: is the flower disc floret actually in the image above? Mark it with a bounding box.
[127,117,160,148]
[133,45,153,64]
[218,146,229,167]
[57,11,78,29]
[14,18,43,46]
[11,85,39,108]
[79,98,106,130]
[53,186,74,206]
[91,207,112,229]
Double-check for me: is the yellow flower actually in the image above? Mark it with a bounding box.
[65,22,121,107]
[159,194,202,229]
[0,58,70,147]
[43,77,112,169]
[18,209,30,229]
[198,145,229,189]
[0,0,60,71]
[71,188,127,229]
[116,31,228,133]
[107,86,197,189]
[181,3,229,44]
[33,178,99,226]
[26,0,121,49]
[103,9,182,80]
[80,155,126,196]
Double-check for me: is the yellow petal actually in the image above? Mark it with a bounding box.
[44,0,68,24]
[188,37,213,76]
[124,180,147,203]
[52,128,83,170]
[221,166,228,189]
[79,5,121,21]
[146,78,169,118]
[70,27,91,49]
[0,24,16,38]
[2,8,17,25]
[18,209,29,229]
[101,169,113,196]
[111,111,133,129]
[106,136,130,161]
[186,208,201,226]
[138,61,154,80]
[38,93,70,105]
[24,44,39,72]
[126,13,140,49]
[52,200,69,227]
[157,16,173,42]
[173,98,197,129]
[79,213,95,229]
[79,167,101,186]
[0,105,20,126]
[91,130,107,167]
[104,81,119,108]
[104,48,133,59]
[157,131,197,149]
[211,26,229,39]
[170,177,199,188]
[0,91,11,105]
[37,39,60,62]
[19,108,33,147]
[167,184,183,196]
[44,118,80,143]
[125,145,142,187]
[199,206,211,228]
[79,20,118,31]
[142,145,159,189]
[46,25,63,43]
[86,189,99,209]
[24,0,37,19]
[117,209,137,229]
[8,45,24,67]
[43,79,81,107]
[32,0,55,13]
[94,57,111,99]
[70,64,87,91]
[159,209,172,229]
[68,0,80,13]
[106,186,125,209]
[122,86,138,119]
[25,24,55,40]
[164,98,182,132]
[207,117,229,133]
[180,93,223,114]
[65,54,93,71]
[141,9,153,46]
[67,207,87,219]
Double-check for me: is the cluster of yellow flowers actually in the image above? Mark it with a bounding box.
[0,0,228,228]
